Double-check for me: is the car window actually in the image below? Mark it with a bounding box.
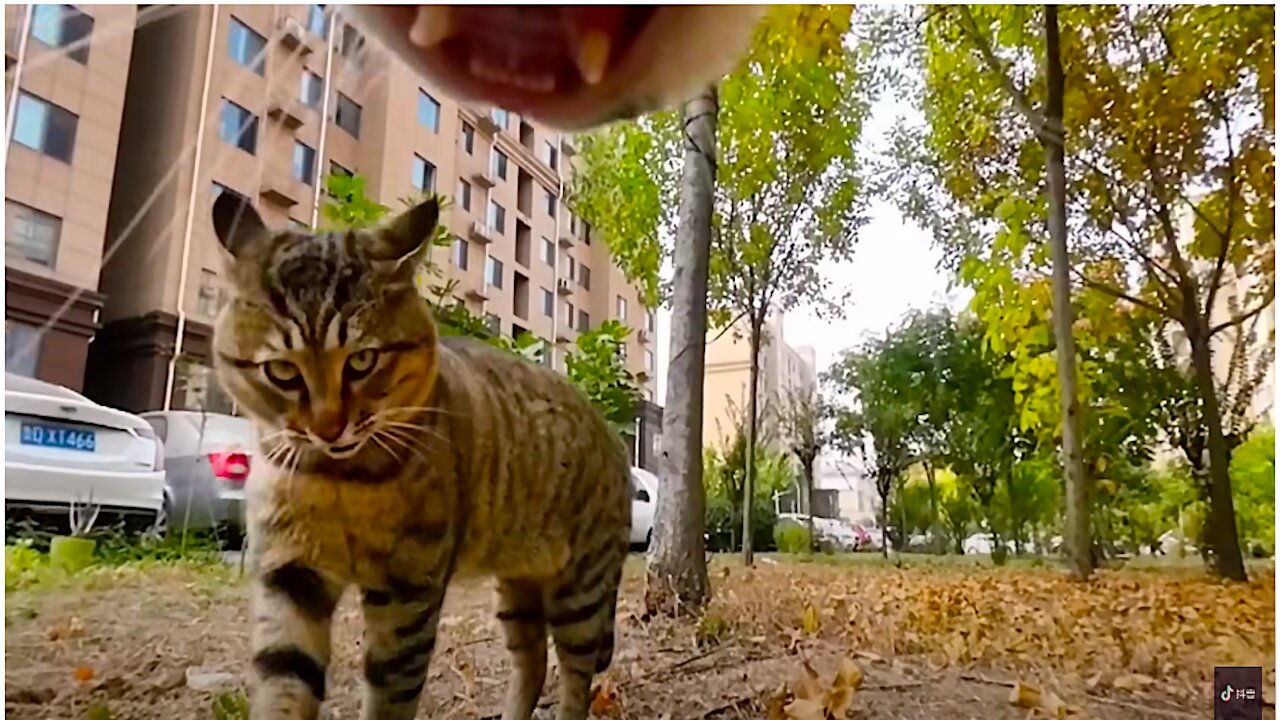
[182,413,256,450]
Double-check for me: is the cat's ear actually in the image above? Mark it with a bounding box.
[212,191,268,258]
[369,196,439,262]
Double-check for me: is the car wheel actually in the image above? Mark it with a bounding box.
[144,495,171,541]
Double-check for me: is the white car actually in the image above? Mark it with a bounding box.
[630,467,658,548]
[5,373,166,534]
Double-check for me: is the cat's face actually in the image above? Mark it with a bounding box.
[210,193,440,465]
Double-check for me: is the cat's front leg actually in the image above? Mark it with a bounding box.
[250,561,343,719]
[359,583,447,720]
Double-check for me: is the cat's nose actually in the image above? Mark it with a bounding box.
[311,413,348,444]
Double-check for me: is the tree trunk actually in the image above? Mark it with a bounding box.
[804,458,816,553]
[878,478,890,559]
[1042,5,1091,581]
[741,313,763,566]
[924,460,938,552]
[1187,326,1248,581]
[644,85,718,617]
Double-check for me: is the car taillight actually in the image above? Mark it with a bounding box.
[209,451,250,483]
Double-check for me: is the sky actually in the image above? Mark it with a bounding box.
[655,93,971,398]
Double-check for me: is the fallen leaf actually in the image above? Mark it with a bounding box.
[1112,673,1155,691]
[74,666,95,683]
[834,658,864,691]
[783,698,825,720]
[801,605,820,636]
[1008,681,1041,709]
[1042,690,1073,718]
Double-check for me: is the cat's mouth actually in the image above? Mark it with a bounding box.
[348,6,663,126]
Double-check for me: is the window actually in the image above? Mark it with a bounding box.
[488,200,506,234]
[418,91,440,132]
[490,149,508,180]
[617,296,628,321]
[300,71,323,109]
[5,322,42,378]
[645,349,655,372]
[293,141,316,185]
[545,190,557,218]
[307,4,327,36]
[340,23,364,64]
[197,269,225,318]
[647,309,656,332]
[544,140,559,171]
[228,18,266,75]
[580,218,592,244]
[456,179,472,211]
[335,92,361,138]
[30,5,93,64]
[541,238,555,265]
[329,161,352,177]
[412,155,436,193]
[219,100,258,154]
[452,236,469,270]
[565,255,577,282]
[460,121,475,154]
[486,256,504,289]
[578,309,590,332]
[211,182,228,200]
[564,301,575,327]
[541,288,554,316]
[13,92,77,163]
[6,201,61,267]
[578,264,591,290]
[492,107,509,130]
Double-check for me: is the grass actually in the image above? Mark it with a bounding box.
[4,523,230,592]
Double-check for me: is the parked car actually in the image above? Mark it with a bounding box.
[853,523,883,551]
[777,514,860,552]
[630,467,658,549]
[963,533,1017,555]
[5,373,166,535]
[141,410,256,546]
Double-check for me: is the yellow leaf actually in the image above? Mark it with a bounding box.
[834,658,864,691]
[1042,691,1073,718]
[783,698,826,720]
[801,605,820,636]
[1009,681,1042,709]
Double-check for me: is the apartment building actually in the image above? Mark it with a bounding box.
[4,4,137,391]
[702,313,818,449]
[69,5,654,413]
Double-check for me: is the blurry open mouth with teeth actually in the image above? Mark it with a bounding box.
[355,6,656,108]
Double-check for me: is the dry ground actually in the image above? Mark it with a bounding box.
[5,554,1275,719]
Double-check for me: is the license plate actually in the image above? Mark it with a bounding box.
[20,423,96,452]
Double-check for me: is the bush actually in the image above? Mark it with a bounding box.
[774,523,812,554]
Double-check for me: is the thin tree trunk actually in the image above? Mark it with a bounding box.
[741,314,763,566]
[1042,5,1091,581]
[804,459,816,553]
[925,460,938,552]
[645,85,718,617]
[1188,327,1248,581]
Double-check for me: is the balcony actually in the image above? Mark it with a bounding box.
[267,96,307,131]
[469,221,498,245]
[260,172,305,207]
[278,16,312,54]
[465,285,489,302]
[556,278,573,296]
[470,169,497,189]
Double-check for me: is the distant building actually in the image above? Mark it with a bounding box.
[815,452,880,527]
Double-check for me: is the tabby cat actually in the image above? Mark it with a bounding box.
[210,191,631,720]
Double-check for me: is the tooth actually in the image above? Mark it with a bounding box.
[575,30,610,85]
[409,6,454,48]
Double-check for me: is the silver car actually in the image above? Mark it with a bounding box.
[141,411,255,547]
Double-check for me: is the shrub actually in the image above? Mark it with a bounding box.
[774,523,812,554]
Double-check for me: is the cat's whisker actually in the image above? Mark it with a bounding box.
[377,430,426,462]
[370,434,402,463]
[380,422,449,451]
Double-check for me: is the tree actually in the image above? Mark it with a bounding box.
[895,5,1275,581]
[643,84,719,617]
[707,5,866,566]
[777,388,825,552]
[564,320,644,440]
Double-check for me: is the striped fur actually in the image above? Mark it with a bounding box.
[210,193,631,720]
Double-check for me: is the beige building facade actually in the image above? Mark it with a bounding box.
[702,313,817,449]
[5,3,137,391]
[0,5,652,411]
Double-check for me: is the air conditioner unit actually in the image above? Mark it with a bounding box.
[278,16,312,54]
[556,278,572,295]
[469,221,496,245]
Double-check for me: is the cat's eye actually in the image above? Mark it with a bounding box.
[263,360,302,389]
[345,349,379,379]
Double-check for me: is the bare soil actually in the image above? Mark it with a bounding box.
[4,557,1268,719]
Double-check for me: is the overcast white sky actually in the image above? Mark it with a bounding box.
[655,94,971,398]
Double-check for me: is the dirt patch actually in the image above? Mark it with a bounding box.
[5,559,1271,719]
